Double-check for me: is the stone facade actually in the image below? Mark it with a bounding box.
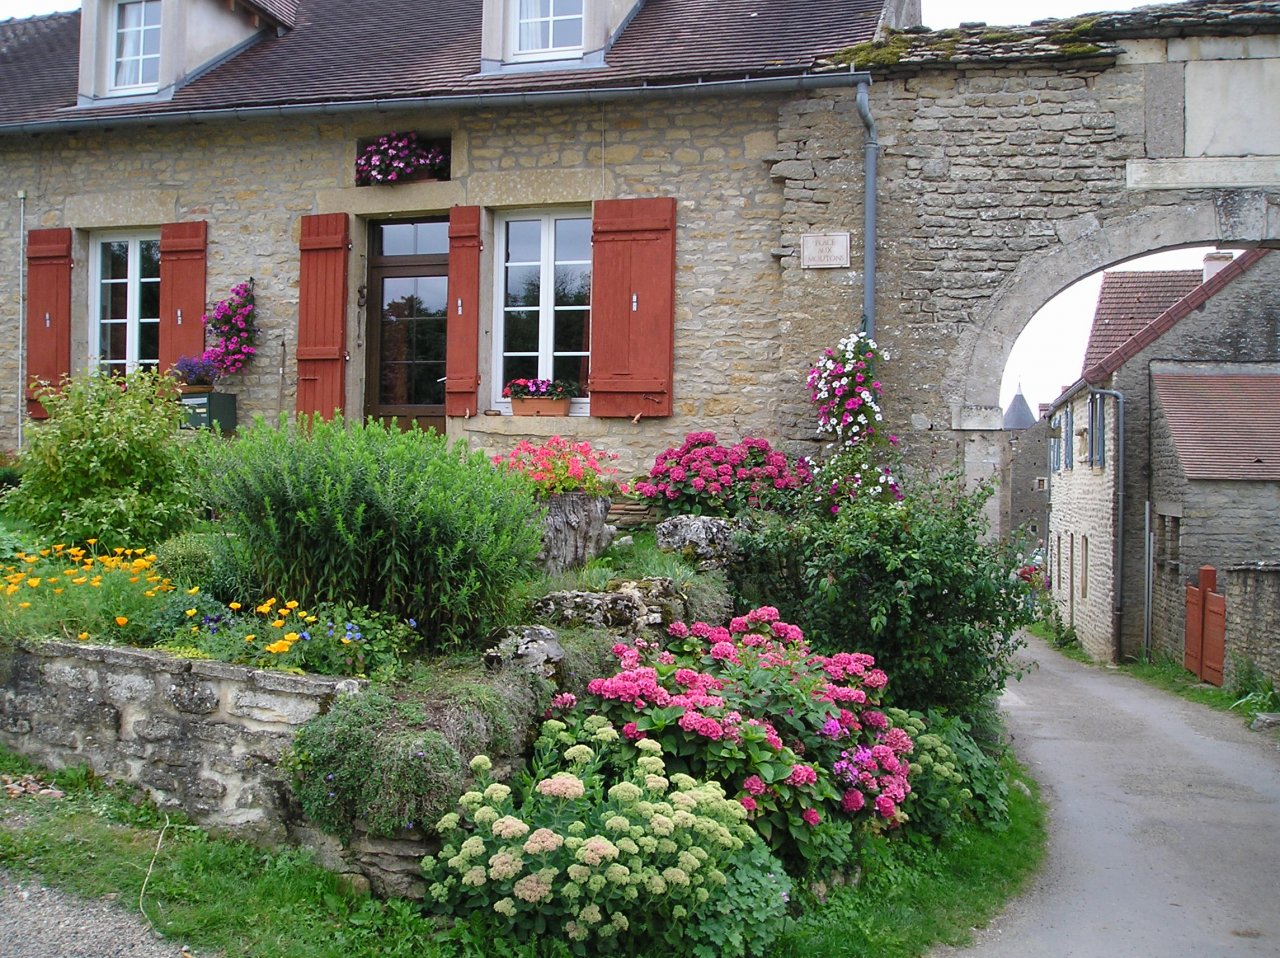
[3,17,1279,489]
[1048,390,1118,660]
[1051,256,1280,662]
[1005,416,1050,544]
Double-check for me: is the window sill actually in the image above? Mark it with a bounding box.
[460,414,614,439]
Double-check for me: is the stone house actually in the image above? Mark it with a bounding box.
[0,0,924,475]
[1047,248,1280,670]
[999,389,1050,545]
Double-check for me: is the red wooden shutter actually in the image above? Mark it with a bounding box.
[588,197,676,418]
[25,228,73,419]
[445,205,482,417]
[296,213,350,420]
[158,221,208,373]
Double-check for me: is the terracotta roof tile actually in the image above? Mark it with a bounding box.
[0,11,80,127]
[0,0,888,130]
[1083,249,1273,383]
[1082,270,1203,371]
[1153,371,1280,481]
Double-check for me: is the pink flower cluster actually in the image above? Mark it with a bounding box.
[832,727,915,821]
[200,280,257,376]
[492,435,620,498]
[354,131,447,186]
[634,432,814,515]
[806,333,887,450]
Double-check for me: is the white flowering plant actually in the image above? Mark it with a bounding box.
[423,715,791,957]
[805,332,904,515]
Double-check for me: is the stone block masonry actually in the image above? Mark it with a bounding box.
[0,639,436,897]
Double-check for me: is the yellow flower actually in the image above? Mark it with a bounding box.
[18,601,30,609]
[22,556,38,565]
[77,631,89,641]
[186,586,200,595]
[279,608,291,617]
[228,602,242,611]
[265,640,291,654]
[62,569,76,577]
[305,615,318,624]
[341,637,352,645]
[114,547,125,555]
[129,576,140,583]
[271,619,285,628]
[39,549,50,557]
[53,588,63,595]
[72,577,87,585]
[244,634,256,643]
[285,600,300,610]
[191,626,199,633]
[185,608,198,617]
[86,538,98,546]
[4,585,18,596]
[284,632,299,643]
[144,590,156,598]
[26,578,40,588]
[115,616,128,626]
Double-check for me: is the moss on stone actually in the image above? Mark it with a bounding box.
[831,31,913,68]
[1055,42,1105,58]
[980,31,1024,43]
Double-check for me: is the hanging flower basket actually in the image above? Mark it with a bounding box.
[354,132,449,186]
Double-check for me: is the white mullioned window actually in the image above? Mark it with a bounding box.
[492,209,592,411]
[113,0,162,91]
[512,0,584,59]
[90,232,161,374]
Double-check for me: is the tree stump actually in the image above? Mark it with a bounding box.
[540,493,615,574]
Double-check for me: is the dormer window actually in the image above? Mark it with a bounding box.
[512,0,583,61]
[112,0,161,91]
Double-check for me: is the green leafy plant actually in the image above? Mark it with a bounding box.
[423,717,792,957]
[6,370,201,548]
[195,415,544,650]
[154,529,256,606]
[732,476,1031,719]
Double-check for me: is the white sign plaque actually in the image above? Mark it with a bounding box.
[800,232,851,269]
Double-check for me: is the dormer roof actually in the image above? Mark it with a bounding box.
[0,0,893,133]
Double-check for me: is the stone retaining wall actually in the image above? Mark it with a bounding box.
[0,639,432,897]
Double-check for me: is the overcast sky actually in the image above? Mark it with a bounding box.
[5,0,1192,410]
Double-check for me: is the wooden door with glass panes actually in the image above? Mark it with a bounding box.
[365,219,449,433]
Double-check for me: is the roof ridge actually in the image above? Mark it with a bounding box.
[1084,248,1273,383]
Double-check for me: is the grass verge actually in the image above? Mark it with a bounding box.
[1118,656,1240,712]
[771,759,1046,958]
[1,748,1046,958]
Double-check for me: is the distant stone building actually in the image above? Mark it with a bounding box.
[999,388,1049,545]
[1048,250,1280,670]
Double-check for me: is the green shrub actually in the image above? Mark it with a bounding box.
[195,415,544,650]
[423,717,792,957]
[732,476,1031,719]
[6,370,201,548]
[287,690,465,841]
[155,530,257,606]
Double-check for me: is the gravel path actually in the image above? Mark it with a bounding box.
[0,870,196,958]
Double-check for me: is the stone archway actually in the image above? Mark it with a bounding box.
[952,192,1280,416]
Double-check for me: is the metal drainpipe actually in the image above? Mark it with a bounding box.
[853,74,878,338]
[1089,387,1126,661]
[16,189,25,453]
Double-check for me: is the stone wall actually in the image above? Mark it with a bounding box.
[0,639,433,897]
[1224,564,1280,689]
[1007,417,1050,543]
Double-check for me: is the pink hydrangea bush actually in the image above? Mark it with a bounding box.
[634,432,814,516]
[580,606,916,873]
[422,718,791,957]
[492,436,622,499]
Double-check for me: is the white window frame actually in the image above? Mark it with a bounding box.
[89,231,162,375]
[490,207,592,415]
[509,0,585,62]
[110,0,162,94]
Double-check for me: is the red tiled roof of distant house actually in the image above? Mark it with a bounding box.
[1152,371,1280,481]
[1081,270,1202,373]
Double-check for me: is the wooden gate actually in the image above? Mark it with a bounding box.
[1185,565,1225,686]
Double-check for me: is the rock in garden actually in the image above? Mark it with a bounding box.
[484,625,566,677]
[655,515,738,566]
[1250,712,1280,732]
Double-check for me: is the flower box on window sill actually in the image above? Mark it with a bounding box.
[510,397,571,417]
[354,132,451,187]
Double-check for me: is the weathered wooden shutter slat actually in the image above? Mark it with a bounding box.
[158,221,208,373]
[588,197,676,418]
[445,206,483,417]
[296,213,350,420]
[25,227,73,419]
